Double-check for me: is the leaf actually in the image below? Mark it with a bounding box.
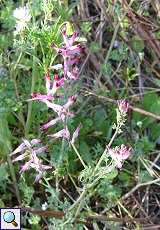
[118,172,130,181]
[150,123,160,141]
[79,141,92,164]
[130,35,144,53]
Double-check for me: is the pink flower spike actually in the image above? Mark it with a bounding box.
[12,152,28,162]
[63,94,77,110]
[67,71,78,81]
[40,117,62,132]
[117,99,129,114]
[50,43,66,55]
[26,93,55,102]
[71,123,82,144]
[47,129,66,142]
[62,30,70,47]
[9,142,26,156]
[47,64,63,70]
[66,56,81,66]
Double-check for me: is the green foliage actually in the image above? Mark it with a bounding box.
[19,180,35,206]
[0,0,159,229]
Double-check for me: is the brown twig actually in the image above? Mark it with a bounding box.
[21,207,160,224]
[80,89,160,121]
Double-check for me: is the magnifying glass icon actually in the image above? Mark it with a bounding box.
[3,211,18,227]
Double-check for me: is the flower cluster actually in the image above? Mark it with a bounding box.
[27,30,84,136]
[117,99,129,114]
[10,30,84,182]
[13,4,31,35]
[9,139,51,183]
[107,144,131,170]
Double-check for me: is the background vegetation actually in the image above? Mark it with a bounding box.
[0,0,160,229]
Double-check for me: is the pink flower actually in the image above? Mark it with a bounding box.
[40,99,74,117]
[9,138,42,156]
[10,139,52,183]
[62,30,79,47]
[40,117,62,132]
[117,99,129,114]
[45,73,64,96]
[71,123,82,144]
[66,71,78,81]
[65,56,81,66]
[47,129,67,142]
[50,43,66,55]
[107,144,131,169]
[26,93,55,102]
[46,64,63,70]
[49,75,64,96]
[119,144,131,160]
[33,165,52,183]
[19,159,33,174]
[12,152,28,162]
[63,95,77,110]
[69,32,79,46]
[47,125,71,143]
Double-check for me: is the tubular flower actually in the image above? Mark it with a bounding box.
[47,128,67,142]
[26,93,55,102]
[40,117,62,132]
[71,123,82,144]
[62,30,79,47]
[39,99,74,117]
[63,94,77,110]
[45,73,64,96]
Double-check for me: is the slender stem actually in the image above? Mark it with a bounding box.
[94,122,120,172]
[67,187,87,212]
[4,133,21,204]
[25,43,37,137]
[11,49,26,132]
[25,1,37,137]
[71,142,86,168]
[43,177,59,205]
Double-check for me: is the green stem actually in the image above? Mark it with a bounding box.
[25,43,37,137]
[98,0,135,81]
[67,187,87,212]
[4,136,21,204]
[71,142,86,168]
[94,122,120,172]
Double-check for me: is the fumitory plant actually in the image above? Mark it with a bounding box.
[9,2,132,227]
